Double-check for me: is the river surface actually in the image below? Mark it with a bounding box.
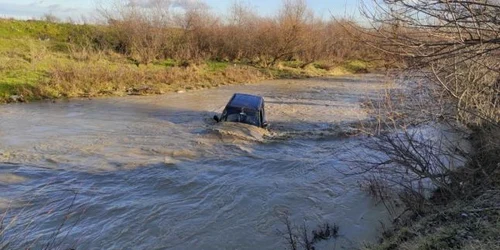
[0,75,395,249]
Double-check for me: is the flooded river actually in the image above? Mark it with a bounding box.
[0,75,395,249]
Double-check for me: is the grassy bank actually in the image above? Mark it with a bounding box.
[0,19,377,103]
[370,196,500,250]
[367,137,500,250]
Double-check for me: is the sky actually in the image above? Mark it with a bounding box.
[0,0,361,22]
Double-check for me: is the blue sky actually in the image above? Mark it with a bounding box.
[0,0,360,21]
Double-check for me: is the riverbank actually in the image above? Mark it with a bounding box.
[0,19,381,103]
[0,54,372,103]
[370,191,500,250]
[374,127,500,250]
[360,78,500,250]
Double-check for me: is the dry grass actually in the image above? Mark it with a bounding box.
[0,49,271,103]
[366,190,500,250]
[40,61,266,99]
[0,45,370,103]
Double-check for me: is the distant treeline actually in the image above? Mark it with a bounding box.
[13,0,387,67]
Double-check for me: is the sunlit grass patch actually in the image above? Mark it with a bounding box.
[205,61,229,72]
[155,58,179,67]
[0,19,94,42]
[344,60,370,73]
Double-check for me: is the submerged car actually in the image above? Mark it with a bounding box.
[213,93,269,128]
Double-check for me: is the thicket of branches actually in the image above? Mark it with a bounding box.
[348,0,500,220]
[89,0,383,66]
[361,0,499,125]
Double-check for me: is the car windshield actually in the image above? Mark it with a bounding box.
[225,110,259,126]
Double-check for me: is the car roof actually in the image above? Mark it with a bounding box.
[226,93,263,111]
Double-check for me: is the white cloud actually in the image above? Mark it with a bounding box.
[125,0,208,10]
[0,2,91,21]
[47,4,60,10]
[171,0,207,9]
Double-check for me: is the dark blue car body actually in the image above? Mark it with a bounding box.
[214,93,268,128]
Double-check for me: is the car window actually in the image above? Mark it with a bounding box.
[225,112,259,126]
[226,113,242,122]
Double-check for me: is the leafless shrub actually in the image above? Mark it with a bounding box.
[311,223,339,243]
[91,0,384,68]
[342,73,482,219]
[360,0,500,126]
[278,213,299,250]
[360,175,401,217]
[277,212,340,250]
[351,80,499,229]
[350,1,500,215]
[41,13,61,23]
[98,0,176,65]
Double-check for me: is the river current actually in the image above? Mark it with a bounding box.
[0,75,394,249]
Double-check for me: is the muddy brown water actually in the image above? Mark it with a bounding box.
[0,75,395,249]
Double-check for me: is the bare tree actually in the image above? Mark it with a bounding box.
[172,2,221,62]
[99,0,174,65]
[41,13,61,23]
[224,1,259,61]
[270,0,313,66]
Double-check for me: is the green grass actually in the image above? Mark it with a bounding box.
[0,83,17,98]
[205,61,229,72]
[0,19,97,43]
[0,67,48,100]
[1,70,44,85]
